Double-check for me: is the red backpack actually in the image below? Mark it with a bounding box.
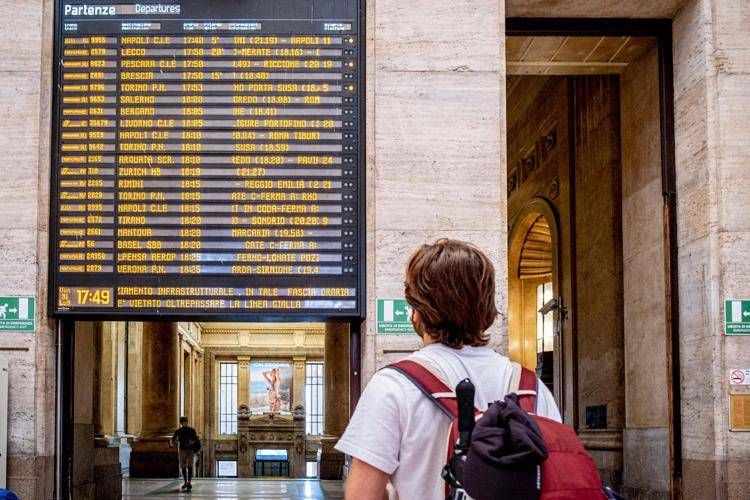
[387,359,605,500]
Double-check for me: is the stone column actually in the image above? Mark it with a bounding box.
[673,2,750,498]
[92,322,107,446]
[177,330,185,418]
[129,322,180,478]
[237,356,250,410]
[97,322,118,442]
[292,356,306,409]
[318,322,349,479]
[126,322,143,437]
[72,322,96,498]
[363,0,506,384]
[73,322,122,498]
[194,352,204,437]
[192,351,204,477]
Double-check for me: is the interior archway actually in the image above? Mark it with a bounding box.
[508,199,560,397]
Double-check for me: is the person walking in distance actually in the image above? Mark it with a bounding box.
[170,417,199,491]
[336,239,562,499]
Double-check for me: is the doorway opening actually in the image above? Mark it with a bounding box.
[505,21,679,500]
[59,320,358,498]
[508,203,561,403]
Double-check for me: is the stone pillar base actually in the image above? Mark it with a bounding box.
[95,446,122,499]
[317,436,344,480]
[129,438,179,478]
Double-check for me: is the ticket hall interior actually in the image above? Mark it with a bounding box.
[506,34,676,498]
[63,321,353,498]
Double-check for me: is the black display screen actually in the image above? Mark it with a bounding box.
[50,0,364,319]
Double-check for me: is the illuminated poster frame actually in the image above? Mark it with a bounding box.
[48,0,366,321]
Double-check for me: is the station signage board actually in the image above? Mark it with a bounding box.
[50,0,364,319]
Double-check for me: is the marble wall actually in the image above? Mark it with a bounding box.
[673,0,750,498]
[362,0,507,380]
[620,43,672,499]
[0,0,55,497]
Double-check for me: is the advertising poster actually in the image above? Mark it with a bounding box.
[250,361,293,413]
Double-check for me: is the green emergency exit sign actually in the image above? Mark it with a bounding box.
[726,300,750,334]
[377,298,415,334]
[0,297,35,332]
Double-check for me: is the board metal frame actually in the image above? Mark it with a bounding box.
[52,5,367,498]
[48,0,368,323]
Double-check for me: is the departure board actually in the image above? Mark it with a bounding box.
[50,0,364,318]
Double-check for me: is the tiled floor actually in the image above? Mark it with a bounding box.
[122,478,344,499]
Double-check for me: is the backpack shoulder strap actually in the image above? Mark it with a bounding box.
[510,361,538,414]
[384,359,458,419]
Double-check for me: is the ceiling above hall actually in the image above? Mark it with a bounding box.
[506,36,655,75]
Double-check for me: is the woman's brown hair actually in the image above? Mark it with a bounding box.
[404,239,498,348]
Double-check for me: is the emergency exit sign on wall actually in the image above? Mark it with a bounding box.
[0,297,35,332]
[377,299,415,334]
[726,300,750,334]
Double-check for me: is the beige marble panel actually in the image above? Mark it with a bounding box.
[622,178,664,262]
[673,0,712,216]
[3,349,37,455]
[0,0,43,72]
[719,231,750,324]
[362,0,378,384]
[676,181,711,249]
[34,317,57,457]
[673,2,722,464]
[703,0,750,471]
[673,83,711,247]
[375,71,504,231]
[505,0,688,18]
[679,336,718,460]
[35,230,49,318]
[676,236,712,343]
[623,245,669,428]
[370,229,507,355]
[375,0,501,72]
[34,5,54,472]
[712,0,750,74]
[0,72,41,230]
[712,0,750,49]
[36,0,53,235]
[716,75,750,233]
[74,323,95,425]
[0,228,38,296]
[620,44,660,195]
[671,31,726,480]
[363,0,506,387]
[671,4,750,492]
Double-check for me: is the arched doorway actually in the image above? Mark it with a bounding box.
[508,198,563,407]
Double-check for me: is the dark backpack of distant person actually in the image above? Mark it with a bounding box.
[387,359,606,500]
[192,436,202,453]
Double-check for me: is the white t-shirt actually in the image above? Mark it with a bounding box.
[335,343,561,500]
